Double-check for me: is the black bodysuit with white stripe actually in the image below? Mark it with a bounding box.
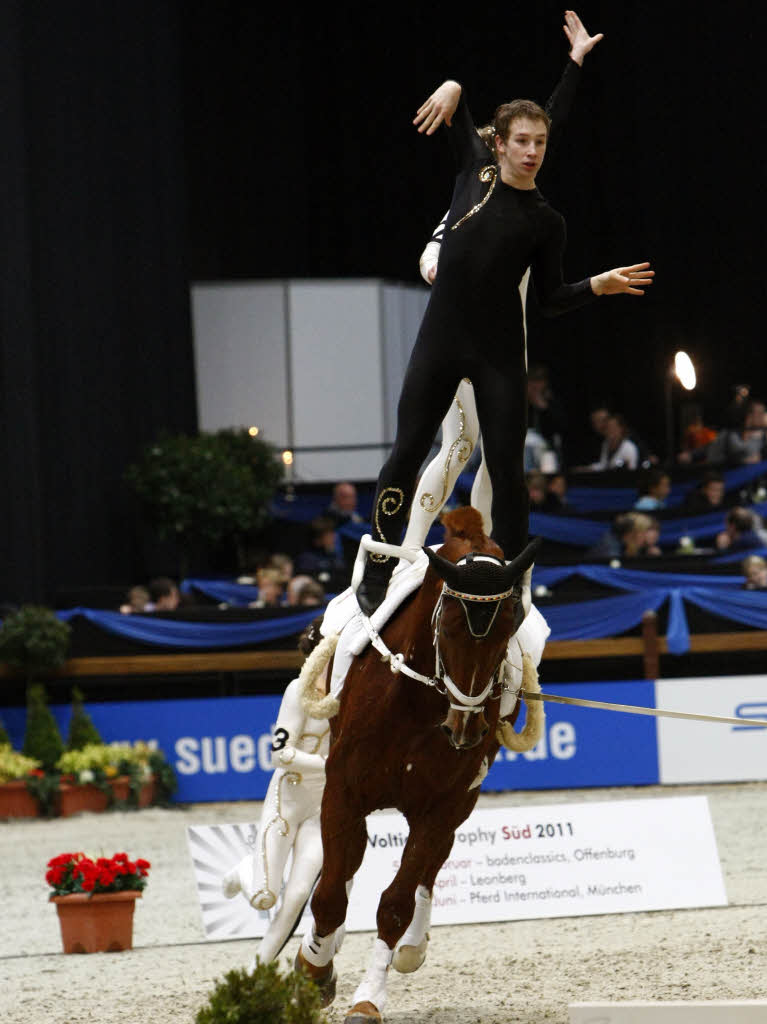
[371,69,596,562]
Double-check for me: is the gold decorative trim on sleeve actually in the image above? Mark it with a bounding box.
[420,398,474,513]
[451,166,497,231]
[371,487,405,562]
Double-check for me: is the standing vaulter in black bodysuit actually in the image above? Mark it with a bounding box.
[358,79,653,614]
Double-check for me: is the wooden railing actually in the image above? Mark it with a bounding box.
[1,613,766,682]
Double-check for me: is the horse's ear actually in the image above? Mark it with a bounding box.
[423,546,463,589]
[501,538,542,587]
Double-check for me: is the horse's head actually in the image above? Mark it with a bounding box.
[424,539,540,750]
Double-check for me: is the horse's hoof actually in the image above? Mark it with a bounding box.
[345,1001,383,1023]
[294,950,337,1007]
[392,933,429,973]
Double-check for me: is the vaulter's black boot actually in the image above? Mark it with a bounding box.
[356,555,396,618]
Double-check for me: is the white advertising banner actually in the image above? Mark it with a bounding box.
[188,796,725,941]
[657,675,767,784]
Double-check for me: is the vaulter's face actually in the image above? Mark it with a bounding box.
[496,118,548,184]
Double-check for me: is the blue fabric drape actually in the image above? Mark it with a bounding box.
[682,586,767,631]
[532,564,743,590]
[58,607,320,648]
[711,546,767,564]
[541,589,667,641]
[55,584,767,655]
[181,579,262,605]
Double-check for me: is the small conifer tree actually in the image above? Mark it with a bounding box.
[195,964,327,1024]
[23,684,64,771]
[66,687,103,750]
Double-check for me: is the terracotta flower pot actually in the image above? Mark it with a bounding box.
[109,776,131,802]
[58,782,109,817]
[137,776,156,808]
[0,780,40,819]
[51,891,141,953]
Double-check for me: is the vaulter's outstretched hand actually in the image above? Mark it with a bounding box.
[592,263,655,296]
[564,10,604,65]
[414,81,462,135]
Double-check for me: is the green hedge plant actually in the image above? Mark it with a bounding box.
[195,964,327,1024]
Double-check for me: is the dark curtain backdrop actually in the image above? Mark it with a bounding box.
[0,2,195,604]
[1,1,763,602]
[182,0,764,454]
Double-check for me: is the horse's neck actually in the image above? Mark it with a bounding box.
[383,579,441,672]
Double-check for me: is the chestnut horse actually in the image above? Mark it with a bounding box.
[296,509,538,1022]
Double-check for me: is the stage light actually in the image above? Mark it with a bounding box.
[674,351,696,391]
[248,426,259,437]
[665,350,697,461]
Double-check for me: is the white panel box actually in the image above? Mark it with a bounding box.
[191,278,428,482]
[570,1001,767,1023]
[191,282,289,443]
[657,675,767,784]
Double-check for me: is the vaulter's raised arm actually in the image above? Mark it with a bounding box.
[545,10,602,156]
[413,81,489,171]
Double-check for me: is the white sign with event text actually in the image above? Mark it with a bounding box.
[187,795,725,941]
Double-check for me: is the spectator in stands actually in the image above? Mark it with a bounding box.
[325,481,363,526]
[286,574,315,606]
[715,508,767,552]
[294,579,326,607]
[119,585,150,615]
[634,469,671,511]
[148,577,180,611]
[591,414,640,471]
[643,515,662,556]
[295,516,346,579]
[704,399,765,465]
[681,471,726,515]
[587,405,611,462]
[251,569,287,608]
[526,471,548,509]
[526,365,566,469]
[742,555,767,590]
[542,472,569,512]
[267,553,294,583]
[587,512,658,560]
[679,402,717,455]
[722,384,751,429]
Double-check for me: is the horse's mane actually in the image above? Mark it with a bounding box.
[438,507,504,562]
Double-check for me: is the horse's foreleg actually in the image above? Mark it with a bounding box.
[391,826,454,974]
[346,822,447,1020]
[296,809,367,1006]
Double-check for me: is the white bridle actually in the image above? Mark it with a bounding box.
[353,538,517,715]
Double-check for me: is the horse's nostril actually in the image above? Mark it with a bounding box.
[441,725,453,738]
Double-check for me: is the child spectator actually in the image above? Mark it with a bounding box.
[716,508,767,552]
[742,555,767,590]
[681,471,726,515]
[634,469,671,511]
[119,585,150,615]
[148,577,180,611]
[251,568,287,608]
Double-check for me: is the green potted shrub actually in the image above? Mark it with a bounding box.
[66,686,103,750]
[125,428,283,574]
[0,605,71,681]
[195,963,328,1024]
[21,684,64,815]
